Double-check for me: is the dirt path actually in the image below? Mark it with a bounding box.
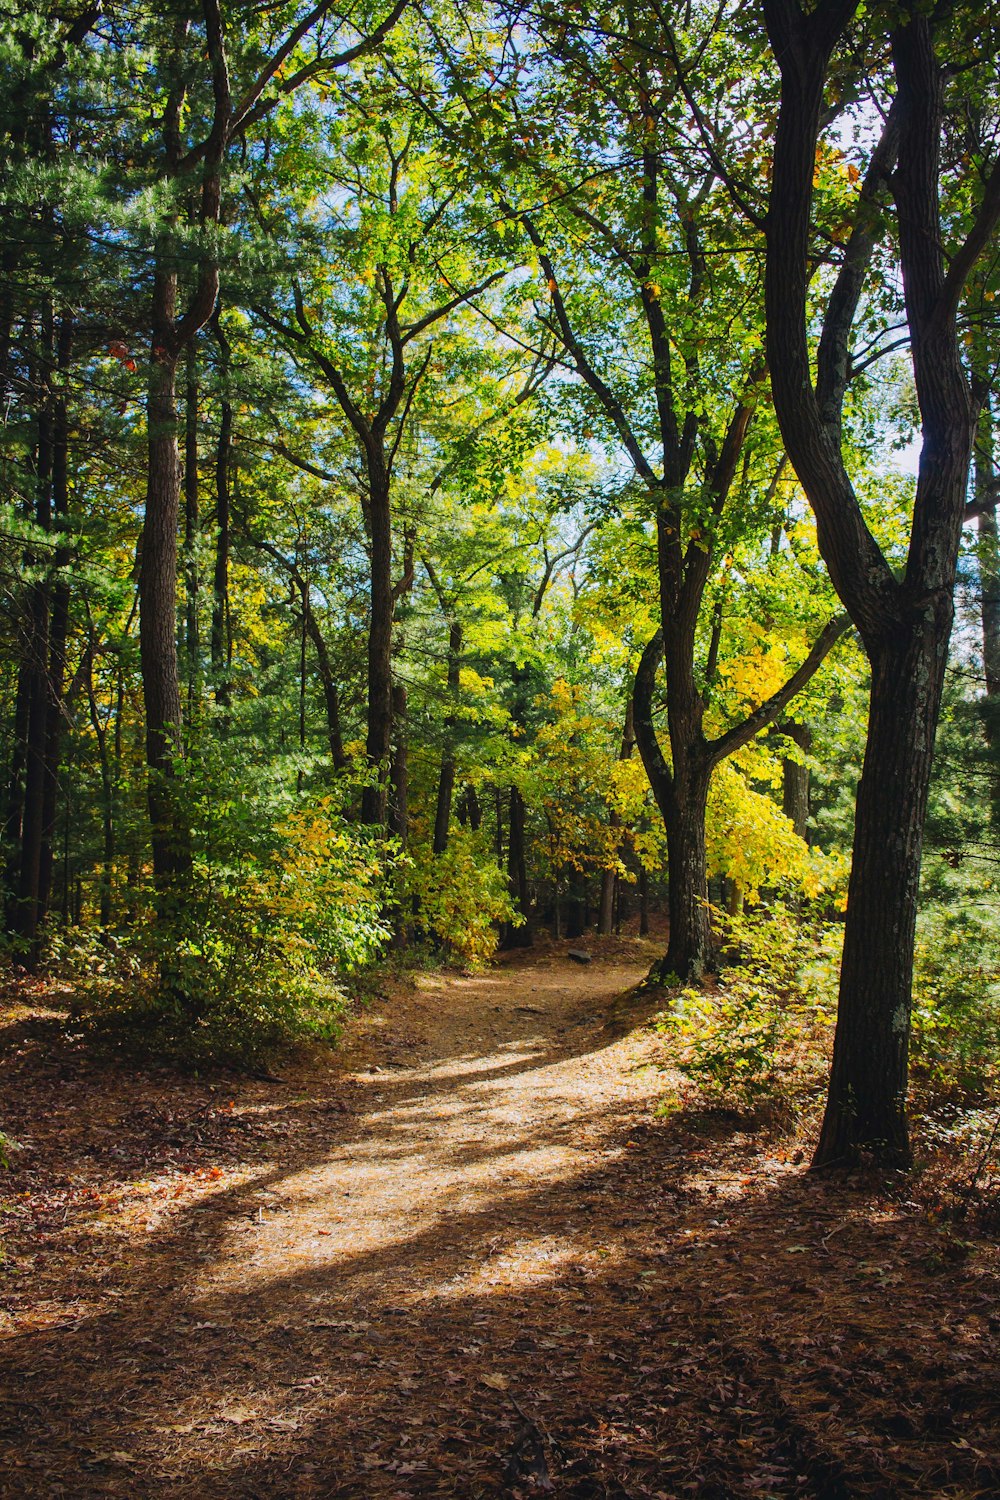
[2,941,1000,1497]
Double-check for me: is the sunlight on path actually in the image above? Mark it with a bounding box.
[202,963,656,1305]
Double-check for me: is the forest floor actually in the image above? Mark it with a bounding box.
[1,935,999,1499]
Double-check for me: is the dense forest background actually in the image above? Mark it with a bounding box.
[2,0,1000,1173]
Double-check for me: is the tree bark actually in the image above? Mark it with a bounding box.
[814,623,947,1166]
[782,721,811,839]
[433,619,462,855]
[598,695,634,936]
[503,785,532,948]
[760,0,999,1167]
[183,340,200,711]
[141,303,193,896]
[389,681,408,846]
[361,461,393,824]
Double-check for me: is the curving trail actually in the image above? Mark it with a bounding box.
[1,941,999,1497]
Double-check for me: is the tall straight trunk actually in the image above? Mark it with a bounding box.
[3,663,31,922]
[433,619,462,855]
[503,785,532,948]
[361,463,393,825]
[389,681,408,846]
[38,320,72,925]
[15,337,55,953]
[211,392,232,707]
[183,342,200,711]
[598,696,634,935]
[140,282,192,896]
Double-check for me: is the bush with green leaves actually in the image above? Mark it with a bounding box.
[404,826,519,968]
[657,902,841,1111]
[61,750,394,1068]
[911,900,1000,1104]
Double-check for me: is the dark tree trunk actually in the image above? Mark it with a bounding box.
[14,339,55,955]
[599,695,635,935]
[782,721,812,839]
[504,785,532,948]
[361,462,393,825]
[211,391,232,708]
[183,341,200,711]
[660,753,713,980]
[760,0,998,1166]
[3,663,31,923]
[433,619,462,855]
[301,604,347,771]
[814,623,948,1166]
[38,321,72,925]
[389,681,408,846]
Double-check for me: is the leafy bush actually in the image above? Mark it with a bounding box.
[911,902,1000,1103]
[61,752,393,1068]
[404,827,519,968]
[658,903,840,1111]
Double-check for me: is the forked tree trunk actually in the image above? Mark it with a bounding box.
[761,0,999,1167]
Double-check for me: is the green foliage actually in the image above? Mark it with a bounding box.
[62,750,393,1069]
[405,827,519,969]
[911,902,1000,1104]
[658,904,840,1112]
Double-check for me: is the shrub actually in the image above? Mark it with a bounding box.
[61,752,393,1068]
[657,902,840,1111]
[911,902,1000,1104]
[404,827,519,968]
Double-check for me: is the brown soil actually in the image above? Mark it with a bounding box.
[1,939,999,1497]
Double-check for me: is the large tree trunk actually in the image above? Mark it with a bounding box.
[659,754,713,981]
[814,622,948,1166]
[760,0,997,1167]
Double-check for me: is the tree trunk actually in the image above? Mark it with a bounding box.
[183,342,200,713]
[814,621,948,1168]
[301,603,347,771]
[782,721,811,839]
[433,619,462,855]
[211,392,232,708]
[14,339,55,955]
[503,785,532,948]
[38,323,72,927]
[389,681,408,846]
[361,462,393,825]
[140,306,191,897]
[598,696,635,935]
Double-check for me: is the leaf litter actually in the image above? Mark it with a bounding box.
[0,937,999,1496]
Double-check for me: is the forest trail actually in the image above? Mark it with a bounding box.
[2,942,1000,1498]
